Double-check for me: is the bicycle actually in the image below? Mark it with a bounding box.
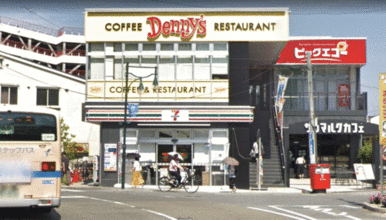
[158,168,201,193]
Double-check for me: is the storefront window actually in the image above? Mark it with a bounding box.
[177,145,192,163]
[212,130,227,138]
[177,130,191,139]
[113,58,123,80]
[124,57,140,81]
[159,56,175,81]
[89,58,104,80]
[159,130,173,138]
[194,56,210,80]
[212,56,228,79]
[194,130,209,139]
[139,130,155,138]
[177,56,193,80]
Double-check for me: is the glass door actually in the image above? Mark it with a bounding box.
[177,145,192,164]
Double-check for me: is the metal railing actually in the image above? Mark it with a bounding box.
[0,15,83,37]
[1,38,85,58]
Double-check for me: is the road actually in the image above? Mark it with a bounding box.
[1,187,385,220]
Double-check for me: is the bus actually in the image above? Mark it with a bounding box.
[0,106,61,213]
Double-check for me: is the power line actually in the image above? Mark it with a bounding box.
[24,7,61,28]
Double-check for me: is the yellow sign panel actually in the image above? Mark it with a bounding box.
[87,80,229,102]
[379,73,386,145]
[84,10,289,42]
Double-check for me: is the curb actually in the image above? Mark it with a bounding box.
[362,203,386,213]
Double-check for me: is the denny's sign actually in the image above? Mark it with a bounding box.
[85,10,289,42]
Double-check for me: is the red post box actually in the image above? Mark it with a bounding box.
[309,164,330,193]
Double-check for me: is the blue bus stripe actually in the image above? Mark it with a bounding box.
[32,171,61,178]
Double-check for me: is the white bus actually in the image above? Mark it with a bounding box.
[0,106,61,213]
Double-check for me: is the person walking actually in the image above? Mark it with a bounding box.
[130,156,144,188]
[295,156,306,178]
[228,165,237,193]
[61,152,71,185]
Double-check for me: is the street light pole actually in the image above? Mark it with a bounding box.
[122,62,129,189]
[120,63,158,189]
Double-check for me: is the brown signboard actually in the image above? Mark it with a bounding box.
[379,73,386,145]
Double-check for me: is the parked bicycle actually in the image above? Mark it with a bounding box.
[158,168,201,193]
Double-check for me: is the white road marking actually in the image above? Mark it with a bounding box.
[61,196,87,198]
[85,196,176,219]
[269,206,318,220]
[340,205,360,209]
[142,209,178,220]
[248,207,306,220]
[302,205,362,220]
[61,189,86,192]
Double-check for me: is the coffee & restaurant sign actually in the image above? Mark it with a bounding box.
[87,80,229,102]
[85,10,289,42]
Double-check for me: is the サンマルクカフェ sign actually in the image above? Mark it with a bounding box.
[304,121,365,134]
[87,80,229,102]
[85,10,289,42]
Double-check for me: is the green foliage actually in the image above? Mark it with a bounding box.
[357,138,373,163]
[61,174,69,185]
[60,118,85,160]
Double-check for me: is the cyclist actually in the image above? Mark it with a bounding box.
[169,154,184,186]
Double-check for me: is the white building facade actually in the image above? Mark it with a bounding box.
[0,51,100,156]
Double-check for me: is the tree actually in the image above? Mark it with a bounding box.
[357,137,373,164]
[60,118,85,160]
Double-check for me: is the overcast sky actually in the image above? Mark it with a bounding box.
[0,0,385,116]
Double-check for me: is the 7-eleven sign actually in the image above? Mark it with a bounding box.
[162,110,188,122]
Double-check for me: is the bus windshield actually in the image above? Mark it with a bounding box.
[0,112,57,141]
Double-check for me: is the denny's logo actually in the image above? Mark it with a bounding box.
[147,15,206,39]
[104,15,206,40]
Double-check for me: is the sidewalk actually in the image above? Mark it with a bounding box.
[63,178,374,194]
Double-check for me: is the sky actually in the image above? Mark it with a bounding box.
[0,0,385,116]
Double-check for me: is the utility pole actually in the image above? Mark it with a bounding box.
[307,52,317,164]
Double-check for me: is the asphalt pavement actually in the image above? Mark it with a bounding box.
[63,178,386,213]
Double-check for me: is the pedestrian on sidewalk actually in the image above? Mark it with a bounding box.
[61,152,71,185]
[130,156,144,188]
[228,165,237,193]
[295,156,306,178]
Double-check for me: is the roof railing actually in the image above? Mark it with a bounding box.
[0,15,84,37]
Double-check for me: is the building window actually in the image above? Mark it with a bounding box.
[37,88,59,106]
[161,43,174,51]
[89,43,104,52]
[142,43,156,51]
[196,43,209,51]
[1,86,18,105]
[125,43,138,51]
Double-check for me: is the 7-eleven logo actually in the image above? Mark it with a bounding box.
[171,110,180,121]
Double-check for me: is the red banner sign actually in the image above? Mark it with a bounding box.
[276,39,366,64]
[338,84,350,107]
